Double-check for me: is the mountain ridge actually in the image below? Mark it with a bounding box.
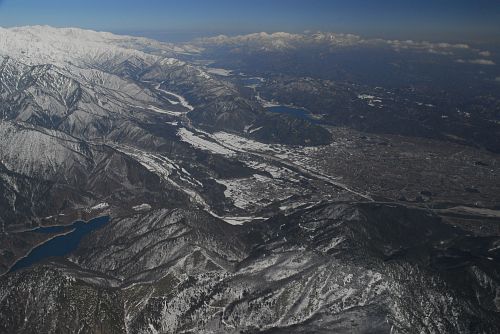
[0,26,499,334]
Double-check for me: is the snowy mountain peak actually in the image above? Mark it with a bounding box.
[0,25,199,69]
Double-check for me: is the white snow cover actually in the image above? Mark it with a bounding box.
[90,203,110,211]
[132,204,152,212]
[197,31,492,58]
[205,67,233,76]
[146,105,184,117]
[178,128,235,156]
[154,83,195,111]
[0,25,200,69]
[212,132,276,153]
[0,121,90,179]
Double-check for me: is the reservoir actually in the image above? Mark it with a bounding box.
[9,216,110,273]
[266,105,320,123]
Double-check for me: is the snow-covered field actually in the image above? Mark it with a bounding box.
[205,67,232,76]
[155,83,194,111]
[146,105,184,117]
[178,128,235,156]
[212,132,279,153]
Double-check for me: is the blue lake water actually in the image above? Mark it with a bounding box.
[33,224,72,234]
[9,216,110,273]
[266,106,319,123]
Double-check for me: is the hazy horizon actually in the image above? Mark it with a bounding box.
[0,0,499,44]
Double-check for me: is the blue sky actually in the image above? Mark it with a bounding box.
[0,0,499,42]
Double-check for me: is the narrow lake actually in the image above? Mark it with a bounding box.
[9,216,110,273]
[266,105,320,123]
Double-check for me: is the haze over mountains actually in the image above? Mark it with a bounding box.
[0,26,499,333]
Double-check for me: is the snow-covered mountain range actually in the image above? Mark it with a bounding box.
[0,26,499,334]
[195,30,493,59]
[0,25,200,67]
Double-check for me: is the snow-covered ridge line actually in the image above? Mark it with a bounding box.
[0,25,199,70]
[195,31,491,58]
[0,26,491,68]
